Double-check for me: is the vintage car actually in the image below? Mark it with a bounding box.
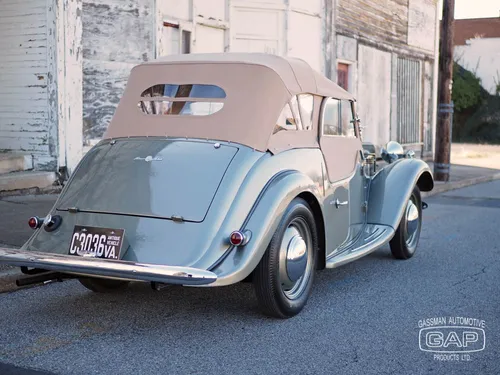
[0,53,433,318]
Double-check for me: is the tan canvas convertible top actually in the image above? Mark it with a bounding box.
[105,53,355,152]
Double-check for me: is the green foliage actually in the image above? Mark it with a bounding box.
[452,63,500,144]
[452,63,483,111]
[461,96,500,143]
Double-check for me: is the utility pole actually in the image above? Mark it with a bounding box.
[434,0,455,182]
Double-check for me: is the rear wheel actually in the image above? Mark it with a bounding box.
[79,278,130,293]
[253,198,317,318]
[390,185,422,260]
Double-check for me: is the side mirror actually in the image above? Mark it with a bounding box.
[381,141,404,163]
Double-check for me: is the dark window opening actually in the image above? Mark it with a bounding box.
[337,63,349,91]
[182,30,191,54]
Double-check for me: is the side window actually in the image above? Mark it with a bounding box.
[289,96,303,130]
[322,98,355,137]
[274,103,298,134]
[297,94,314,130]
[340,100,355,137]
[322,98,340,135]
[274,94,315,134]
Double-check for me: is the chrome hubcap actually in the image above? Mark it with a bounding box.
[279,218,313,300]
[404,196,420,250]
[286,233,307,282]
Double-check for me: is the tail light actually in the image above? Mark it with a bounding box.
[28,215,62,231]
[28,216,42,230]
[229,230,251,247]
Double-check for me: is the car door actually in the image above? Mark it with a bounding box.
[319,98,366,258]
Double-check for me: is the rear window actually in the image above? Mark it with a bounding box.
[139,84,226,116]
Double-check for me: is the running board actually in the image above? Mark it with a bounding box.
[326,224,394,268]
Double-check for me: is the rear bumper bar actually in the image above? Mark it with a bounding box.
[0,248,217,286]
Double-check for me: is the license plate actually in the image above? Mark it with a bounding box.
[68,226,125,260]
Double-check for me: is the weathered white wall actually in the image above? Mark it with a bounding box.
[455,38,500,95]
[76,0,437,157]
[231,2,285,55]
[53,0,83,173]
[407,0,437,53]
[0,0,54,169]
[159,0,325,71]
[195,0,226,20]
[357,45,392,148]
[287,0,323,72]
[82,0,154,142]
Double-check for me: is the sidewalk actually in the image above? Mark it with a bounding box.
[423,143,500,197]
[423,161,500,197]
[1,143,500,292]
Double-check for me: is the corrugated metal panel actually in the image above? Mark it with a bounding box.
[0,0,50,154]
[397,57,421,144]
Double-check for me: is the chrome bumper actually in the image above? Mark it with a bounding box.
[0,248,217,286]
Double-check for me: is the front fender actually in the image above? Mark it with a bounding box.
[209,170,322,286]
[367,158,433,229]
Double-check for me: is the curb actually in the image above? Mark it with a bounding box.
[422,172,500,198]
[0,267,23,294]
[0,185,62,199]
[0,244,23,294]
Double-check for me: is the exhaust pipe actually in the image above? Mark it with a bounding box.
[16,272,70,287]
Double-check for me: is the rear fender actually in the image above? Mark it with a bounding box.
[367,158,433,229]
[209,171,323,286]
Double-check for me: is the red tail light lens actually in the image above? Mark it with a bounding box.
[229,231,245,246]
[28,217,41,229]
[230,230,252,247]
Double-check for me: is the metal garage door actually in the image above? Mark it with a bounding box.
[396,57,422,145]
[0,0,50,163]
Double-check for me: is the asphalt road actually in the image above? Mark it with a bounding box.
[0,195,56,272]
[0,181,499,375]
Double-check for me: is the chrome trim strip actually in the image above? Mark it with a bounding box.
[0,248,217,286]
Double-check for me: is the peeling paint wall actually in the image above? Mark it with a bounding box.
[54,0,83,173]
[0,0,55,169]
[407,0,437,53]
[77,0,438,154]
[82,0,154,142]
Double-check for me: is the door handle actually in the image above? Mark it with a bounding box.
[332,199,349,209]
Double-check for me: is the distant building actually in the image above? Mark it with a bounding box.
[0,0,439,177]
[453,17,500,95]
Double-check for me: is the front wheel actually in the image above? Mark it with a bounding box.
[253,198,318,318]
[390,185,422,259]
